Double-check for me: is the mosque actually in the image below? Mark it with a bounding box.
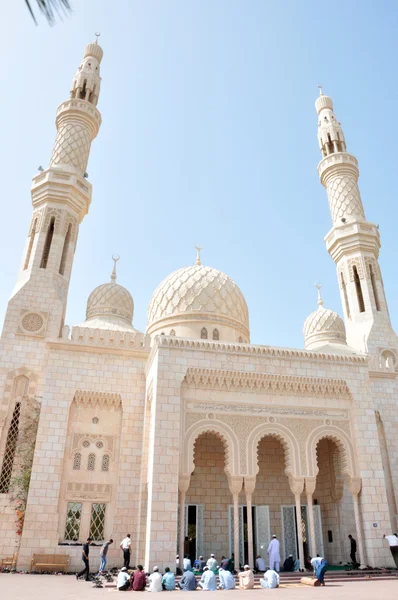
[0,39,397,573]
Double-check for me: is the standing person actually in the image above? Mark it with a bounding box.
[162,567,176,591]
[348,534,357,567]
[238,565,255,590]
[148,566,163,592]
[178,569,198,591]
[267,535,281,572]
[198,566,217,590]
[76,537,91,581]
[206,553,218,572]
[260,569,280,589]
[131,564,147,591]
[384,533,398,567]
[120,534,131,569]
[99,538,113,574]
[310,556,328,586]
[227,553,235,573]
[117,567,131,591]
[218,566,236,590]
[255,554,266,572]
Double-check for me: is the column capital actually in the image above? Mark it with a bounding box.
[288,475,305,496]
[347,476,362,496]
[244,476,256,496]
[178,475,191,494]
[305,476,317,496]
[228,475,243,496]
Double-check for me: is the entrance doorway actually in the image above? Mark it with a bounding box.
[178,504,204,564]
[228,505,270,567]
[281,505,324,564]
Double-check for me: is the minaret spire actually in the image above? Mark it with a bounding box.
[316,90,395,352]
[2,39,104,341]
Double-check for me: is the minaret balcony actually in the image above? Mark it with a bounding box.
[31,166,92,222]
[318,152,358,182]
[325,220,380,262]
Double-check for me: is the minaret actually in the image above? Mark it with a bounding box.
[1,39,103,340]
[316,89,396,353]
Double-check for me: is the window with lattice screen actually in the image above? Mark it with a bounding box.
[73,453,81,470]
[64,502,82,541]
[201,327,208,339]
[212,329,219,341]
[0,402,21,493]
[87,453,96,471]
[89,503,106,541]
[101,455,109,472]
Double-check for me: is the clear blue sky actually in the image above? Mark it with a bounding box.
[1,0,398,348]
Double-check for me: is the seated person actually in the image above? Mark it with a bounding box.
[206,554,218,572]
[260,569,280,589]
[283,555,295,572]
[162,567,176,591]
[131,564,147,591]
[220,556,229,570]
[255,554,266,572]
[117,567,130,591]
[148,566,163,592]
[238,565,255,590]
[178,569,198,591]
[193,556,206,572]
[183,555,192,572]
[218,566,236,590]
[227,554,235,573]
[199,566,217,591]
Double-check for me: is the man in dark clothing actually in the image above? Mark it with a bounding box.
[130,565,147,591]
[283,555,295,572]
[227,553,235,573]
[348,534,357,566]
[77,537,92,581]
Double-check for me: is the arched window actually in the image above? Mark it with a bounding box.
[369,264,380,311]
[73,453,81,470]
[0,402,21,493]
[101,455,110,472]
[381,350,396,370]
[59,223,72,275]
[212,329,219,341]
[353,265,365,313]
[238,336,243,343]
[87,453,96,471]
[24,218,37,271]
[40,217,55,269]
[170,329,176,336]
[201,327,208,339]
[340,272,351,319]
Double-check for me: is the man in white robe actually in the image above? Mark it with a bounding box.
[260,569,280,589]
[267,535,280,572]
[199,566,217,590]
[218,567,235,589]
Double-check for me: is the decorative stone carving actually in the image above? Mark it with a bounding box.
[189,402,349,419]
[71,433,115,456]
[73,390,122,411]
[18,310,47,337]
[325,175,365,224]
[41,207,62,234]
[348,257,364,281]
[66,482,111,502]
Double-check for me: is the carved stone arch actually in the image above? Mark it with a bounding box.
[306,425,357,478]
[41,207,62,235]
[3,367,39,407]
[247,423,300,477]
[183,419,239,477]
[61,213,78,243]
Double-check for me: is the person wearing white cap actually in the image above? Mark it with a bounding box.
[206,554,218,572]
[267,535,280,572]
[199,566,217,590]
[260,569,280,589]
[255,554,266,572]
[117,567,131,591]
[218,566,236,590]
[148,566,163,592]
[238,565,255,589]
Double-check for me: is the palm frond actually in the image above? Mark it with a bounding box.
[25,0,72,25]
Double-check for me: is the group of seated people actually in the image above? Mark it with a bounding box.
[178,563,280,591]
[117,565,176,592]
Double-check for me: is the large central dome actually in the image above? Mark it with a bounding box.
[147,263,250,342]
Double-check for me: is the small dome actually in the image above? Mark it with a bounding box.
[315,90,333,114]
[147,256,249,342]
[84,40,103,63]
[80,259,139,332]
[304,288,346,350]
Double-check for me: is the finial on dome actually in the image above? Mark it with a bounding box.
[318,84,323,96]
[194,245,203,266]
[111,254,120,282]
[95,32,101,44]
[315,282,324,307]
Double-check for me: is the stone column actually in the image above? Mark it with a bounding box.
[245,476,256,569]
[289,476,305,570]
[229,476,243,570]
[347,477,366,569]
[179,476,190,570]
[331,476,345,564]
[305,477,317,557]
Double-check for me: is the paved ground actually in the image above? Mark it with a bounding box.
[0,574,398,600]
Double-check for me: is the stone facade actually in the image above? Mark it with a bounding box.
[0,42,397,575]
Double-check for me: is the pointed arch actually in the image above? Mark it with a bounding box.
[183,419,239,477]
[306,425,357,478]
[247,423,300,477]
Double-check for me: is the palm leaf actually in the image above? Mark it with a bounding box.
[25,0,72,25]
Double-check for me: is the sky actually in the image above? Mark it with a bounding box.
[1,0,398,348]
